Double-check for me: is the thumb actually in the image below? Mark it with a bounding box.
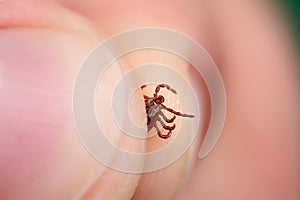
[0,0,143,199]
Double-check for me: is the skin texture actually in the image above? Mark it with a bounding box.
[0,0,299,199]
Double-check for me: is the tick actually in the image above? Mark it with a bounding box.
[141,84,195,139]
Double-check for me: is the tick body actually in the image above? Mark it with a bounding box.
[141,84,195,139]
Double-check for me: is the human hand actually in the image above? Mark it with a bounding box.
[0,0,299,199]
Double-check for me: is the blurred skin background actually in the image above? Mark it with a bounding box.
[0,0,299,199]
[280,0,300,51]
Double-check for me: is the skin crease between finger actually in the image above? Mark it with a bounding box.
[57,0,300,200]
[0,0,147,199]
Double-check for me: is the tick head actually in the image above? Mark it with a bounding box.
[155,95,165,104]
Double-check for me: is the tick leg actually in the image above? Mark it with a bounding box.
[162,105,195,118]
[154,84,177,97]
[143,95,151,100]
[147,116,151,125]
[159,111,176,123]
[158,116,176,131]
[141,84,147,89]
[154,123,172,139]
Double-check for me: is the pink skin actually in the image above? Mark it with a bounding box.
[0,0,299,199]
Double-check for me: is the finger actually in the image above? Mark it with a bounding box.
[56,1,214,199]
[0,0,144,199]
[178,1,300,199]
